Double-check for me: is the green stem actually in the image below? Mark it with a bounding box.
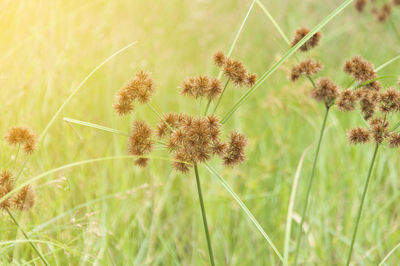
[7,209,49,266]
[345,143,379,266]
[194,164,215,266]
[212,79,230,115]
[293,106,330,265]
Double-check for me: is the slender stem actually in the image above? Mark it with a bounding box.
[147,103,173,131]
[293,106,330,265]
[345,143,379,266]
[194,164,215,266]
[203,99,212,116]
[212,79,230,115]
[6,209,49,266]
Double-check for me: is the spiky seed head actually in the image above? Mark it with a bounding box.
[369,117,390,144]
[343,56,377,83]
[0,170,14,210]
[223,132,248,166]
[311,78,339,106]
[5,127,38,154]
[290,59,323,81]
[347,127,370,144]
[336,89,357,111]
[13,185,35,211]
[223,58,249,87]
[375,4,392,22]
[388,133,400,148]
[180,76,210,98]
[246,73,257,87]
[173,152,190,173]
[355,0,368,12]
[134,158,149,168]
[207,78,222,100]
[211,141,228,157]
[128,120,154,159]
[291,27,322,52]
[213,51,227,67]
[380,88,400,113]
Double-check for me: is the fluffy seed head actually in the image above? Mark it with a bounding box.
[336,89,357,111]
[291,27,322,52]
[223,58,249,87]
[213,51,227,67]
[369,117,389,144]
[355,0,368,12]
[208,78,223,100]
[223,132,248,166]
[290,59,323,81]
[246,73,257,87]
[128,120,154,157]
[347,127,370,144]
[0,170,14,210]
[5,127,38,154]
[388,133,400,148]
[311,78,339,106]
[380,88,400,113]
[343,56,377,83]
[375,4,392,22]
[134,158,149,168]
[13,185,35,211]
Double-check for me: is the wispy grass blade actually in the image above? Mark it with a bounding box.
[378,242,400,266]
[63,117,128,136]
[283,146,311,266]
[204,163,284,263]
[375,54,400,72]
[39,41,137,141]
[220,0,354,124]
[0,155,189,206]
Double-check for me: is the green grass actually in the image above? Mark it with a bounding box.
[1,0,400,265]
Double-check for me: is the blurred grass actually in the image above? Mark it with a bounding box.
[1,0,400,265]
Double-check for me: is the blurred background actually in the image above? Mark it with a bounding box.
[1,0,399,264]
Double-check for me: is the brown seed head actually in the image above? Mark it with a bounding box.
[369,117,389,144]
[246,73,257,87]
[180,76,210,98]
[347,127,370,144]
[388,133,400,148]
[355,0,368,12]
[5,127,38,154]
[208,78,222,100]
[213,51,227,67]
[380,88,400,113]
[223,58,249,87]
[291,27,322,52]
[290,59,323,81]
[336,89,357,111]
[13,185,35,211]
[0,170,14,210]
[134,158,149,168]
[128,120,154,158]
[311,78,339,106]
[343,56,376,82]
[223,132,248,166]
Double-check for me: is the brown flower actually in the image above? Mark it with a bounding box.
[380,88,400,113]
[336,89,357,111]
[347,127,370,144]
[128,120,154,159]
[343,56,376,83]
[223,58,249,87]
[223,132,248,166]
[355,0,368,12]
[13,185,35,211]
[208,78,223,100]
[5,127,38,154]
[311,78,339,106]
[290,59,323,81]
[213,51,227,67]
[369,117,389,144]
[388,133,400,148]
[291,27,322,52]
[0,170,14,210]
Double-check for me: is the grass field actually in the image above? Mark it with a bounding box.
[1,0,400,265]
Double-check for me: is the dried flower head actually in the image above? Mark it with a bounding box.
[223,132,248,166]
[343,56,377,83]
[128,120,154,167]
[369,117,389,144]
[355,0,368,12]
[380,88,400,113]
[375,3,392,22]
[0,170,14,210]
[13,185,35,211]
[347,127,370,144]
[208,78,223,100]
[5,127,38,154]
[356,88,380,120]
[291,27,322,52]
[213,51,227,67]
[336,89,357,111]
[311,78,339,106]
[113,71,156,115]
[388,133,400,148]
[246,73,257,87]
[290,59,323,81]
[223,58,249,87]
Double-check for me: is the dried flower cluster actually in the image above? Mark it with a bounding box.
[290,59,323,81]
[311,78,339,107]
[355,0,397,22]
[291,27,322,52]
[114,71,156,115]
[0,170,35,211]
[127,113,247,172]
[212,51,257,87]
[180,76,222,100]
[5,127,38,154]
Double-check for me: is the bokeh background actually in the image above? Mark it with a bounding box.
[1,0,399,264]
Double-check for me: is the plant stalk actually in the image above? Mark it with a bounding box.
[7,209,49,266]
[293,106,330,265]
[345,143,380,266]
[194,164,215,266]
[211,78,230,115]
